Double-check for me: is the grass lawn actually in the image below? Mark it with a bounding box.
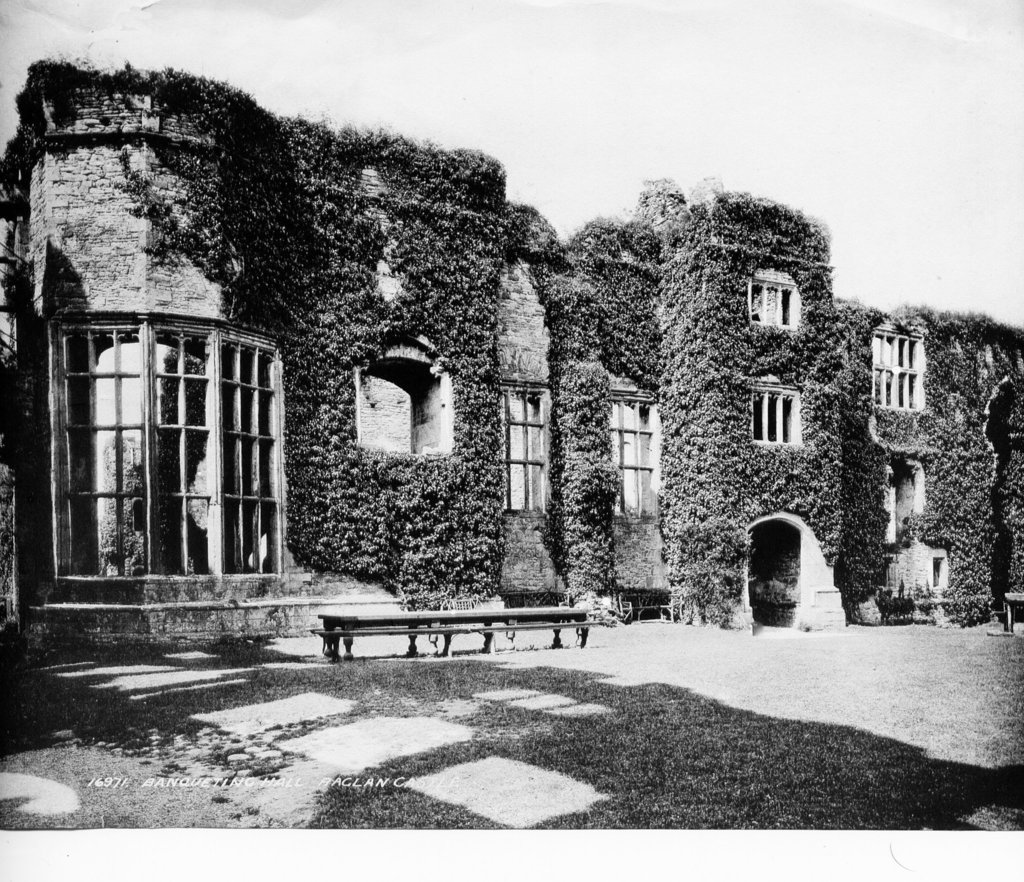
[1,627,1022,829]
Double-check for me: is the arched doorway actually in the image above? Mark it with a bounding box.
[748,519,801,626]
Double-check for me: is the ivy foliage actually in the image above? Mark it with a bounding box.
[868,307,1024,625]
[532,218,663,598]
[4,61,511,608]
[659,193,849,624]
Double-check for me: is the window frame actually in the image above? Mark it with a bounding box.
[501,384,547,513]
[52,316,285,579]
[751,386,802,446]
[748,270,800,330]
[610,395,659,516]
[872,327,925,411]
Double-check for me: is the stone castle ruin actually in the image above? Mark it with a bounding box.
[0,62,1021,642]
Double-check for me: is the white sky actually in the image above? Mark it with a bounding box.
[1,0,1022,325]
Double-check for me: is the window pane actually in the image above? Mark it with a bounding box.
[767,395,778,441]
[223,437,239,494]
[222,385,236,430]
[158,428,181,494]
[242,500,257,572]
[750,285,763,322]
[509,426,526,460]
[124,498,146,575]
[640,469,655,513]
[221,344,236,380]
[526,394,542,423]
[158,377,180,425]
[623,468,639,513]
[118,335,142,373]
[508,465,526,509]
[241,387,254,434]
[184,378,208,426]
[240,348,255,386]
[185,429,209,495]
[258,353,273,388]
[528,465,543,511]
[67,377,91,425]
[186,499,210,575]
[639,432,652,466]
[94,334,115,372]
[781,289,791,325]
[158,497,183,574]
[259,503,277,573]
[68,429,94,492]
[97,496,120,576]
[224,500,240,572]
[156,335,180,374]
[622,433,636,466]
[121,377,142,424]
[528,426,543,460]
[242,439,254,496]
[95,430,118,493]
[507,393,524,422]
[753,395,764,440]
[67,335,90,373]
[122,430,144,494]
[184,337,207,376]
[69,498,99,574]
[257,391,273,436]
[259,439,274,496]
[95,378,116,425]
[782,397,793,443]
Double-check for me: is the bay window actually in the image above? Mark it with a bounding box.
[57,320,282,577]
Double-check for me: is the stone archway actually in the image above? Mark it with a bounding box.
[748,519,801,626]
[746,512,845,630]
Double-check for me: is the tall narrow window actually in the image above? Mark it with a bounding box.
[751,388,800,445]
[502,388,545,511]
[610,399,658,515]
[65,328,146,575]
[155,333,211,574]
[873,329,924,410]
[58,322,282,577]
[221,341,278,574]
[749,271,799,329]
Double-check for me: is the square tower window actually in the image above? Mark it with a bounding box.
[752,388,801,445]
[610,399,659,515]
[873,328,925,410]
[502,387,546,512]
[749,271,800,329]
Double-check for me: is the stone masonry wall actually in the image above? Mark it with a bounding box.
[498,261,549,384]
[612,516,666,593]
[31,143,221,317]
[501,513,559,595]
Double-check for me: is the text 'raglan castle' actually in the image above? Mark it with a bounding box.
[1,61,1022,642]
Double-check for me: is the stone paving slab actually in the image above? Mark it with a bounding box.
[92,668,250,692]
[192,693,356,736]
[506,693,577,711]
[56,665,178,679]
[128,678,249,700]
[473,689,541,701]
[277,717,473,773]
[543,703,611,717]
[408,756,607,827]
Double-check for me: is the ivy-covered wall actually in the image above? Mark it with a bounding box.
[3,61,1022,629]
[3,61,511,610]
[866,307,1024,625]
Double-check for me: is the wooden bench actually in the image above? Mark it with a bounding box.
[313,606,600,661]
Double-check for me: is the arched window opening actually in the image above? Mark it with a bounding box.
[356,342,452,455]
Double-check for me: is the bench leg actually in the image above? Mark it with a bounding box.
[481,632,494,654]
[323,634,342,662]
[342,637,354,662]
[551,628,563,649]
[406,634,419,658]
[441,633,453,657]
[578,627,589,649]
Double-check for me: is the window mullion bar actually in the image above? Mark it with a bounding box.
[209,330,224,575]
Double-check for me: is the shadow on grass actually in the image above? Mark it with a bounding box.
[2,641,1021,829]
